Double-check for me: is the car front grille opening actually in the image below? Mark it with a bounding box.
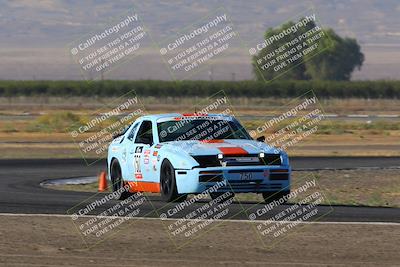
[269,173,289,180]
[260,154,282,165]
[199,174,224,183]
[193,155,220,168]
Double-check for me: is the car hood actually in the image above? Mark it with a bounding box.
[160,139,280,156]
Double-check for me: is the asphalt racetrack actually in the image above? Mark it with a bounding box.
[0,157,399,222]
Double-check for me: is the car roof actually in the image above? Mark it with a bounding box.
[140,113,233,121]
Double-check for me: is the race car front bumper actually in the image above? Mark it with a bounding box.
[175,165,291,194]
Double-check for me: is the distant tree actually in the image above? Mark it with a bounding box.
[252,18,364,81]
[304,29,364,80]
[252,21,312,81]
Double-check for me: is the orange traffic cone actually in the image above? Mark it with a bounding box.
[98,171,107,192]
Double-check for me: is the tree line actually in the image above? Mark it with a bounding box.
[0,80,398,98]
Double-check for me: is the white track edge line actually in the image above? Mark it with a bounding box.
[0,213,398,226]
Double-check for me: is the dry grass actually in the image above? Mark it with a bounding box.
[1,132,400,158]
[1,97,400,114]
[0,97,399,158]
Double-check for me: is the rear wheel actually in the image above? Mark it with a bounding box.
[160,160,187,202]
[262,191,290,204]
[110,160,131,200]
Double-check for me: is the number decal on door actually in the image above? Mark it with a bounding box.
[134,146,143,179]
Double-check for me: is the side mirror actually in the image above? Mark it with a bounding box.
[256,136,265,142]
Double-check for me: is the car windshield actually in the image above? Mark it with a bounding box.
[157,118,251,142]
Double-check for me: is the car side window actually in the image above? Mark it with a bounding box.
[127,122,140,140]
[134,120,153,145]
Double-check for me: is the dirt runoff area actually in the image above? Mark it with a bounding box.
[0,214,399,266]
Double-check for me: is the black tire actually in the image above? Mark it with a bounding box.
[160,160,187,202]
[110,159,131,200]
[209,191,235,201]
[262,191,290,204]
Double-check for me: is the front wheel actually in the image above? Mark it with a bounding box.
[160,160,187,202]
[110,160,131,200]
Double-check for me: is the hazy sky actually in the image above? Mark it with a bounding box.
[0,0,399,80]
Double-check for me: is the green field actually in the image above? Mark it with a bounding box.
[1,80,400,98]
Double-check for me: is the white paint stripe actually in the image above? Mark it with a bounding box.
[0,213,398,226]
[376,114,399,118]
[347,114,369,118]
[324,114,338,117]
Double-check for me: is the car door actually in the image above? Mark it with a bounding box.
[124,121,141,181]
[129,120,154,183]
